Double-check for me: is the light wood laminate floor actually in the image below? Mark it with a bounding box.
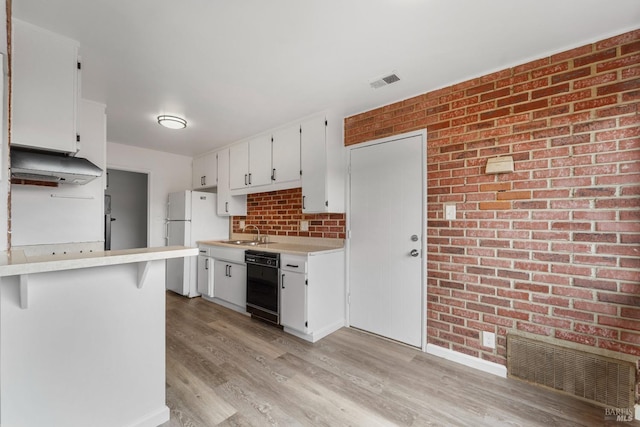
[162,292,637,427]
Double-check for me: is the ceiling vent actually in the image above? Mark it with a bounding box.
[369,72,401,89]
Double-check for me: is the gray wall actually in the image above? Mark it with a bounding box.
[105,169,148,249]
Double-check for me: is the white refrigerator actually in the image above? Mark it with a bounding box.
[165,190,229,297]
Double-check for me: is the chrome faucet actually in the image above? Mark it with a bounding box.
[244,224,261,242]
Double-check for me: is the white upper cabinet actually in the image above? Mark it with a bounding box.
[229,136,272,192]
[12,19,80,153]
[249,135,272,188]
[229,141,249,190]
[220,111,342,203]
[272,125,301,185]
[301,113,345,213]
[192,151,217,189]
[216,148,247,216]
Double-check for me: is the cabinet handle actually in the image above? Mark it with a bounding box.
[302,195,306,210]
[286,264,299,268]
[225,264,229,277]
[244,174,248,185]
[205,258,209,270]
[202,175,206,186]
[272,168,276,181]
[228,264,232,277]
[225,201,229,213]
[248,173,252,185]
[281,273,285,289]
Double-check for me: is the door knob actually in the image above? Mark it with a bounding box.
[410,249,419,257]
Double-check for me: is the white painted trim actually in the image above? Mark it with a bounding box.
[105,165,153,248]
[124,405,170,427]
[283,319,345,343]
[426,344,508,378]
[635,404,639,421]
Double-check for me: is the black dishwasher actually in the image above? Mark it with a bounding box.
[245,250,280,325]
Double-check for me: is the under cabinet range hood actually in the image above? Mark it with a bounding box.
[10,148,103,185]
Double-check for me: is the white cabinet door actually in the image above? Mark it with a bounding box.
[229,136,272,191]
[280,270,307,332]
[229,141,249,190]
[248,135,273,188]
[192,152,217,189]
[197,255,213,297]
[12,19,79,153]
[216,149,247,216]
[300,116,327,213]
[192,156,206,189]
[213,260,246,308]
[272,125,301,185]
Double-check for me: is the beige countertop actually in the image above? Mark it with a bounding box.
[0,246,198,277]
[198,234,344,256]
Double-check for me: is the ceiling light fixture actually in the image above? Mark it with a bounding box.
[157,115,187,129]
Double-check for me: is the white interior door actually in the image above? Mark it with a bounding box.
[349,133,424,347]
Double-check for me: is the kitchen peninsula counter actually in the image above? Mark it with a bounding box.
[0,245,197,427]
[0,245,197,277]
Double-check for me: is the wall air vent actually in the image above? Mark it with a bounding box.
[369,72,401,89]
[507,332,636,411]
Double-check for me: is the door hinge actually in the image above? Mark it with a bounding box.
[347,230,351,239]
[76,134,80,142]
[299,169,302,176]
[299,127,302,134]
[325,119,328,126]
[77,62,82,70]
[305,321,308,327]
[305,279,308,286]
[325,201,328,207]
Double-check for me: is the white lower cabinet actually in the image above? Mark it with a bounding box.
[198,245,247,313]
[199,244,345,342]
[213,260,246,310]
[280,257,307,331]
[280,250,345,342]
[197,252,213,297]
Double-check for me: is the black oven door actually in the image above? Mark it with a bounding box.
[246,263,279,321]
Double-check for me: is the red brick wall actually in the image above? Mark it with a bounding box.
[232,187,346,239]
[345,29,640,364]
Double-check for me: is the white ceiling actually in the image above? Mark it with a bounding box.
[12,0,640,157]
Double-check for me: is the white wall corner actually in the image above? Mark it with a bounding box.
[426,343,507,378]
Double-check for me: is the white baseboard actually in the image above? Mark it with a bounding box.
[126,405,170,427]
[636,404,639,421]
[426,344,507,378]
[284,320,345,343]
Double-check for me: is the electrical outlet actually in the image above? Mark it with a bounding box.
[482,331,496,349]
[300,220,309,232]
[240,220,245,229]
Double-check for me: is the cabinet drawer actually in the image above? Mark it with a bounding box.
[209,246,245,263]
[280,254,307,273]
[197,246,211,256]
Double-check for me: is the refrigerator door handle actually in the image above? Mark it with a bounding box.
[164,221,169,245]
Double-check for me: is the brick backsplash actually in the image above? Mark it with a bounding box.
[232,187,345,239]
[345,29,640,366]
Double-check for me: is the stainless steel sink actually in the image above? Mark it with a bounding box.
[220,240,264,246]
